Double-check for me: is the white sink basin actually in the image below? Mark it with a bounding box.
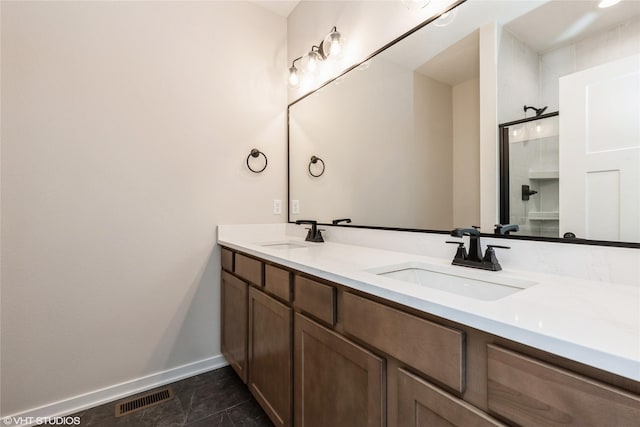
[259,241,308,250]
[367,262,537,301]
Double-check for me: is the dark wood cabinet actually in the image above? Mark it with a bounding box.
[294,275,336,326]
[265,264,292,302]
[343,292,465,393]
[221,270,248,383]
[487,345,640,427]
[235,253,263,286]
[220,247,639,427]
[397,368,505,427]
[221,247,233,271]
[294,312,385,427]
[248,287,292,427]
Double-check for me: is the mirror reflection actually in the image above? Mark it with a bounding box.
[289,0,640,244]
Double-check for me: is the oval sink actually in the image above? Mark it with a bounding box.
[367,262,537,301]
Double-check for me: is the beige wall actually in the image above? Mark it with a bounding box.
[414,73,453,229]
[289,58,456,230]
[1,1,286,416]
[289,58,417,227]
[453,78,480,228]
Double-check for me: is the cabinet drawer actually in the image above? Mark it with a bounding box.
[343,292,465,392]
[265,264,291,303]
[487,345,640,426]
[221,247,233,272]
[398,368,505,427]
[235,253,263,286]
[294,275,336,326]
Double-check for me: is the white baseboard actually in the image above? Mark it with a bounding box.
[3,354,228,427]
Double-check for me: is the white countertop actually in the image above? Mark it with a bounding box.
[218,224,640,381]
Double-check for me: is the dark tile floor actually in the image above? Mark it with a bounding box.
[59,366,273,426]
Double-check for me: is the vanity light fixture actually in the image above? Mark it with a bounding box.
[598,0,621,8]
[288,26,344,88]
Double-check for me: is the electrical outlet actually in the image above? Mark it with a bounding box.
[292,199,300,214]
[273,199,282,215]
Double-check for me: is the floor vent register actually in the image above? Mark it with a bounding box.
[115,386,174,417]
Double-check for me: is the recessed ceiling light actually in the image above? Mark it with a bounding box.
[598,0,621,8]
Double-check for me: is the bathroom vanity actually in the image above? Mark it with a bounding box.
[264,0,640,423]
[218,224,640,427]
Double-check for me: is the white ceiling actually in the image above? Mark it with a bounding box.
[505,0,640,53]
[415,31,479,86]
[369,0,639,85]
[379,1,542,73]
[249,0,300,17]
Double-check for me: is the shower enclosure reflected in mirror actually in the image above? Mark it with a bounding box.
[288,0,640,246]
[500,113,560,239]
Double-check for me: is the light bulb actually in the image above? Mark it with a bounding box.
[288,66,299,87]
[598,0,621,8]
[302,50,322,73]
[323,29,343,58]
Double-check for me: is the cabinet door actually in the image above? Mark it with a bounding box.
[221,270,248,383]
[398,368,505,427]
[249,287,292,427]
[294,313,385,427]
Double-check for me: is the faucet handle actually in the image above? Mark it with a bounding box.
[304,227,313,240]
[482,245,510,271]
[446,241,467,261]
[486,245,510,250]
[305,227,324,243]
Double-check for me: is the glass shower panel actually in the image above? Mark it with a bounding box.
[508,115,559,238]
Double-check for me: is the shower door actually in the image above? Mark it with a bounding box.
[499,114,560,238]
